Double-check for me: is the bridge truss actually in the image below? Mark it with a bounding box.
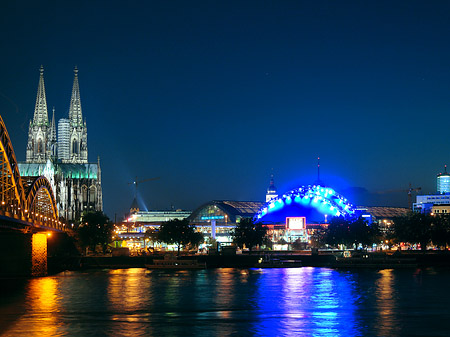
[0,115,62,231]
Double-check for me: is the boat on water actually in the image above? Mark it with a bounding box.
[254,257,302,268]
[145,255,206,270]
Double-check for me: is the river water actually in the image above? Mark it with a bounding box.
[0,267,449,336]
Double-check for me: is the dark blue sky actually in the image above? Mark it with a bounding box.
[1,1,449,218]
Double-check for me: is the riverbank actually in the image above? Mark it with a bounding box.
[48,250,450,273]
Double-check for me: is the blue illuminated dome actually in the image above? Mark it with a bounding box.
[256,184,356,224]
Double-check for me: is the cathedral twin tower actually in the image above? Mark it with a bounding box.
[20,66,102,221]
[26,65,87,164]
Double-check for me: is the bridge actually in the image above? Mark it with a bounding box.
[0,114,63,277]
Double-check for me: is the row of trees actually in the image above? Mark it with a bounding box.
[230,213,450,251]
[75,211,268,254]
[391,212,450,250]
[322,216,380,249]
[75,210,450,255]
[145,219,204,254]
[76,213,204,255]
[319,212,450,250]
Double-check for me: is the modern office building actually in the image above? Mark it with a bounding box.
[413,166,450,213]
[437,165,450,194]
[57,118,70,161]
[413,194,450,213]
[19,66,102,221]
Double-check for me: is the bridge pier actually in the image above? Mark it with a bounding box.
[0,232,48,277]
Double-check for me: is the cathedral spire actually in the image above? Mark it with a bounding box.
[69,66,83,127]
[50,107,57,141]
[27,66,50,162]
[33,65,49,126]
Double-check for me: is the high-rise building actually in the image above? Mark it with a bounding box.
[437,165,450,194]
[57,118,70,161]
[19,66,103,221]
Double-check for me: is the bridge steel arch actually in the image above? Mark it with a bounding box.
[0,115,61,230]
[0,115,26,215]
[25,176,61,230]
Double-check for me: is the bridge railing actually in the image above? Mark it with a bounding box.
[0,207,65,231]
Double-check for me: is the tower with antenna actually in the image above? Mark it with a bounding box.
[266,171,278,202]
[315,157,323,185]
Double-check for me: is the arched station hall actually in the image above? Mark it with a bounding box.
[188,201,264,244]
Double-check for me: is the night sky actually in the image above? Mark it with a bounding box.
[1,1,449,219]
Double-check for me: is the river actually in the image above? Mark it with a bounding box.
[0,267,449,336]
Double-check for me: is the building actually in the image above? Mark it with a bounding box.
[123,198,191,231]
[437,165,450,194]
[114,199,192,253]
[413,194,450,213]
[188,200,265,244]
[57,118,70,161]
[116,199,264,252]
[355,206,409,234]
[413,166,450,213]
[19,66,102,221]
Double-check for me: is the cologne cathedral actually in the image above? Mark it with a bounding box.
[18,66,103,222]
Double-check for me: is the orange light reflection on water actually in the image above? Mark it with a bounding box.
[106,268,153,336]
[6,277,61,336]
[375,269,397,335]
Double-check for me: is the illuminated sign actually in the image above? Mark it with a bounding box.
[201,216,225,220]
[286,217,306,230]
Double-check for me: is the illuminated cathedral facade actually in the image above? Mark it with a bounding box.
[19,66,103,221]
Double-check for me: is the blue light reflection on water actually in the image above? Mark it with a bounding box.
[253,267,359,336]
[2,267,450,336]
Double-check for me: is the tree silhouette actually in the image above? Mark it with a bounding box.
[393,212,433,250]
[325,216,379,249]
[77,211,113,254]
[144,227,160,250]
[232,218,268,251]
[431,214,450,249]
[157,219,203,255]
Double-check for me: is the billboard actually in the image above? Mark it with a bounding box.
[286,217,306,230]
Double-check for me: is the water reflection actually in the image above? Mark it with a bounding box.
[374,269,397,335]
[5,277,61,336]
[2,268,450,336]
[254,267,359,336]
[106,268,152,336]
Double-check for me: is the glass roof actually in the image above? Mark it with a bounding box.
[365,206,410,218]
